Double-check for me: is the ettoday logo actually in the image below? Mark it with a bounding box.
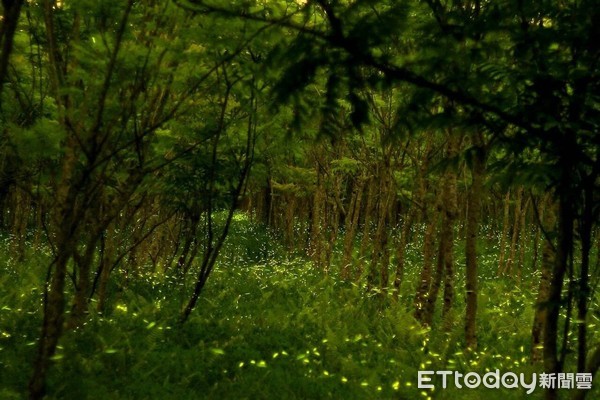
[418,370,593,394]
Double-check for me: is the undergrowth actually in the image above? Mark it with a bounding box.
[0,217,597,399]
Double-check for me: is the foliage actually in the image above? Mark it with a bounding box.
[1,1,599,399]
[4,223,596,399]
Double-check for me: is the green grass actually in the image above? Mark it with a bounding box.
[0,220,598,399]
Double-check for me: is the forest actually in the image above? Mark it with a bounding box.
[0,0,599,399]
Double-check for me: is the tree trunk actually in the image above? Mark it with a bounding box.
[68,231,101,329]
[97,228,115,314]
[531,196,544,272]
[572,345,600,400]
[29,122,80,399]
[10,187,28,260]
[465,132,485,350]
[441,135,458,329]
[543,172,574,400]
[423,213,445,327]
[357,177,376,280]
[394,147,428,300]
[497,191,511,275]
[324,173,343,272]
[517,197,530,283]
[284,193,296,252]
[309,167,326,269]
[29,248,70,399]
[0,0,25,98]
[30,173,79,399]
[392,210,413,300]
[341,177,364,280]
[506,187,523,278]
[414,206,437,323]
[367,167,393,293]
[531,198,556,363]
[577,178,593,373]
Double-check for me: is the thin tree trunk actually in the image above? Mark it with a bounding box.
[180,177,247,323]
[572,345,600,400]
[441,135,459,329]
[543,175,574,400]
[68,231,101,329]
[394,150,428,300]
[517,196,530,283]
[577,178,593,373]
[181,78,255,323]
[341,177,364,279]
[465,132,485,350]
[531,198,556,363]
[367,168,393,293]
[97,228,115,314]
[423,213,445,327]
[309,168,326,269]
[506,187,523,278]
[531,196,544,272]
[414,208,437,323]
[284,193,296,252]
[357,177,376,280]
[324,173,343,272]
[498,191,511,275]
[392,210,413,299]
[10,187,28,260]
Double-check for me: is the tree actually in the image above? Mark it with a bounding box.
[24,1,214,396]
[0,0,25,98]
[178,4,600,397]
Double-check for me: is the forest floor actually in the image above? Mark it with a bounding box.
[0,215,597,399]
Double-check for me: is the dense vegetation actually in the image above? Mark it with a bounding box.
[2,219,587,399]
[0,1,599,399]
